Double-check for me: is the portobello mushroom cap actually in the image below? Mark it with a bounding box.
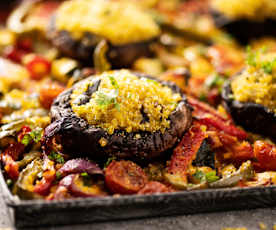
[222,81,276,140]
[47,0,160,68]
[45,71,192,161]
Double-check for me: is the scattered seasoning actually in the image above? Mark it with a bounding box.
[48,151,65,164]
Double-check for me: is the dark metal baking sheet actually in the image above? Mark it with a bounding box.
[1,167,276,228]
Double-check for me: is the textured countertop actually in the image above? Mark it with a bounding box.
[1,194,276,230]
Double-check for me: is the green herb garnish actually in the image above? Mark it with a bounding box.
[81,172,92,187]
[29,127,43,143]
[108,75,119,90]
[56,171,62,180]
[199,93,207,102]
[205,73,225,89]
[193,170,219,184]
[48,151,65,164]
[193,170,206,183]
[261,58,276,74]
[246,46,257,67]
[104,156,116,168]
[20,127,43,146]
[21,134,32,146]
[95,75,120,111]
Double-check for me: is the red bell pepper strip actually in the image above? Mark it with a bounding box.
[166,122,207,186]
[188,97,247,140]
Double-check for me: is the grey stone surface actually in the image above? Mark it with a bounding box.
[1,194,276,230]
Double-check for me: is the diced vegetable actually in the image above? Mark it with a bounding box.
[209,161,254,188]
[25,55,51,80]
[39,81,65,109]
[105,160,148,194]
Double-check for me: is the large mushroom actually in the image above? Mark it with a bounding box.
[44,70,192,161]
[222,52,276,140]
[48,0,160,68]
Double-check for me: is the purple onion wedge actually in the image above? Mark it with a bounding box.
[59,174,107,198]
[57,159,103,177]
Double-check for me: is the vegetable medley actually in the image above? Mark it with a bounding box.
[0,0,276,201]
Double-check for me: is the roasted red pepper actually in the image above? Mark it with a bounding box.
[166,122,207,187]
[188,97,247,140]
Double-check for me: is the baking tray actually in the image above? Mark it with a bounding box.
[1,167,276,228]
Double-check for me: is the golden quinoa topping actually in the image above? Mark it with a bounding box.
[231,52,276,113]
[211,0,276,20]
[55,0,160,45]
[71,70,181,134]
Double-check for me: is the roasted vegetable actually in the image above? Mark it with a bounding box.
[105,160,147,194]
[45,70,192,160]
[48,0,160,67]
[222,81,276,141]
[59,173,106,197]
[57,159,103,177]
[209,161,254,188]
[13,159,43,199]
[165,122,207,189]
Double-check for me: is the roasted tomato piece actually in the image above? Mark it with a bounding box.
[138,181,171,195]
[105,160,147,194]
[165,122,207,189]
[254,140,276,171]
[25,55,51,80]
[39,81,65,109]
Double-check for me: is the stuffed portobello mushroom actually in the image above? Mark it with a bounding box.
[48,0,160,68]
[222,52,276,140]
[211,0,276,43]
[45,70,192,161]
